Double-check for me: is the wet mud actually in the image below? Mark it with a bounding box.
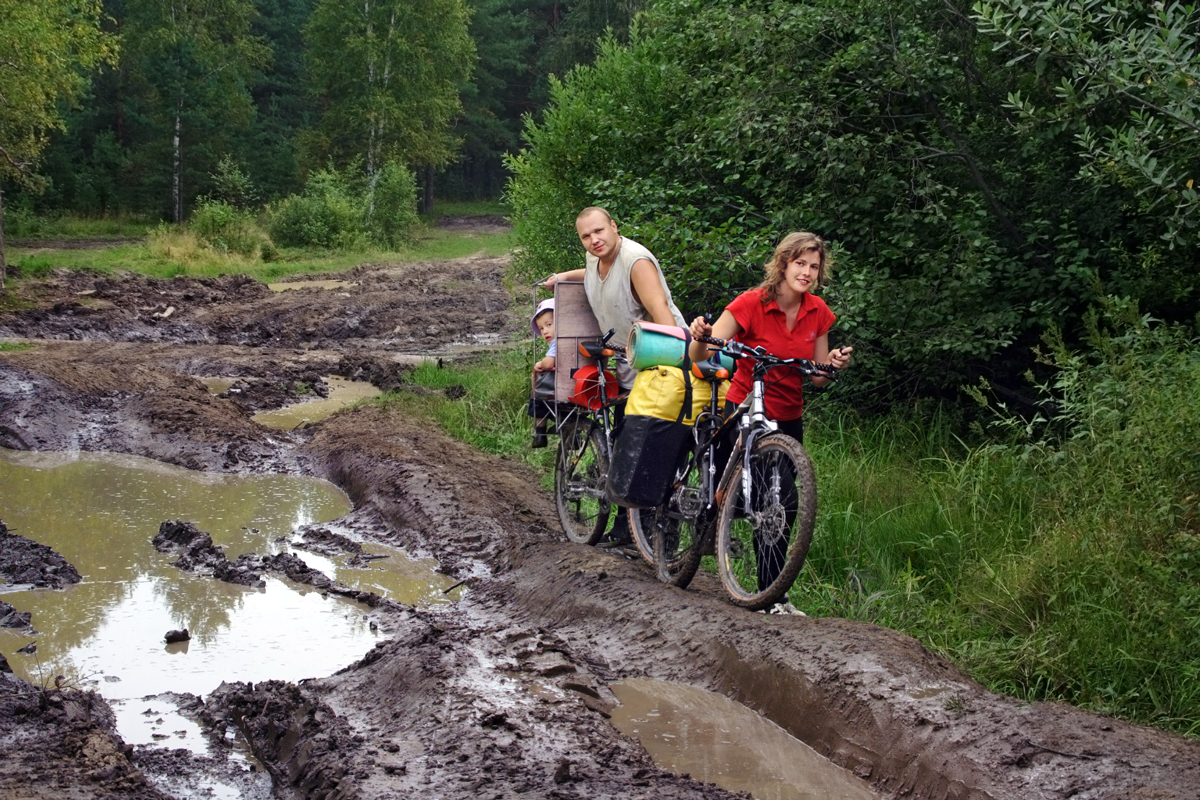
[0,522,83,589]
[2,230,1200,799]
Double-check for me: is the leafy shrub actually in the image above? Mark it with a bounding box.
[268,162,419,250]
[268,167,367,249]
[366,161,420,248]
[189,199,271,258]
[208,156,258,210]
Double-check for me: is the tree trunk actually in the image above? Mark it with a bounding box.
[422,165,435,215]
[0,186,6,292]
[172,106,183,223]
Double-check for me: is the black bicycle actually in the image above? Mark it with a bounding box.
[552,330,630,545]
[633,335,836,610]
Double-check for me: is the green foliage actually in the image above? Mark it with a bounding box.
[303,0,476,174]
[367,162,421,249]
[208,156,259,210]
[188,199,272,258]
[506,0,1200,405]
[975,0,1200,250]
[0,0,116,185]
[268,167,367,250]
[267,161,420,250]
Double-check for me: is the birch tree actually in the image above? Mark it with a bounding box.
[303,0,475,184]
[121,0,270,221]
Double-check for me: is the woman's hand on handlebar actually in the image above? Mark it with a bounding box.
[829,346,853,370]
[688,315,713,340]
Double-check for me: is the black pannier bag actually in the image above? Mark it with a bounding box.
[607,365,728,508]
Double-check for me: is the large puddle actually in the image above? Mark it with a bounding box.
[251,377,381,430]
[611,679,879,800]
[0,449,454,753]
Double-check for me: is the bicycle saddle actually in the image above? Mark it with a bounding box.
[691,359,730,381]
[577,340,615,359]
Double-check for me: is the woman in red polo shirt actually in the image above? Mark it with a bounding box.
[686,231,852,600]
[687,230,852,439]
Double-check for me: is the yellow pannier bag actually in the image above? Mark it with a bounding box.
[626,366,730,426]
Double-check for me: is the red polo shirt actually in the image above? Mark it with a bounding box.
[724,289,835,422]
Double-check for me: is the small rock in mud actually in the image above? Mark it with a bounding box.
[0,521,83,589]
[0,601,33,632]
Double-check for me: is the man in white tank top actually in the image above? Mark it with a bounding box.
[544,206,685,389]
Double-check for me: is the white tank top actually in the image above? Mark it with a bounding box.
[584,236,685,349]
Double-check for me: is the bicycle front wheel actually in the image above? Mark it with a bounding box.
[554,422,611,545]
[715,433,816,610]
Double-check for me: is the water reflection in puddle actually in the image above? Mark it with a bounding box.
[252,377,381,430]
[266,279,357,292]
[611,679,879,800]
[294,540,463,606]
[0,449,449,755]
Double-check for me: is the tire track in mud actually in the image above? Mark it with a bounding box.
[299,405,1200,800]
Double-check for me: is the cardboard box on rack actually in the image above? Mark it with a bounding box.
[552,281,602,403]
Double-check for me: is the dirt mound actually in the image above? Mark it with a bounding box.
[0,673,171,800]
[0,522,82,589]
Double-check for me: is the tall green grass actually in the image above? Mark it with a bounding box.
[375,347,556,489]
[6,223,517,283]
[796,300,1200,735]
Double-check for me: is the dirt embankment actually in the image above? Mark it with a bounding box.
[2,242,1200,800]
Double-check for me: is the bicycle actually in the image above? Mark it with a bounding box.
[552,329,631,545]
[632,334,837,610]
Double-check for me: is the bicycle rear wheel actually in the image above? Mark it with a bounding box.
[629,507,656,565]
[642,457,710,588]
[715,433,816,610]
[554,421,611,545]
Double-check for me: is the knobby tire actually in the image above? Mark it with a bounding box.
[554,422,611,545]
[715,433,816,610]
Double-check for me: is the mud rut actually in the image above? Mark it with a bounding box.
[2,243,1199,800]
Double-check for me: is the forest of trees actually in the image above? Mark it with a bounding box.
[1,0,640,219]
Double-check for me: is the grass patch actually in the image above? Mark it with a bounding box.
[4,212,157,240]
[424,199,511,219]
[373,348,555,489]
[0,341,33,352]
[4,223,516,285]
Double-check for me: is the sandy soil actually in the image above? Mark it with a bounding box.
[2,229,1200,800]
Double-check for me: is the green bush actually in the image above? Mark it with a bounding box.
[367,161,421,248]
[188,199,272,258]
[268,167,367,249]
[268,162,419,250]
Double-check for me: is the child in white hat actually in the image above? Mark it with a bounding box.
[528,298,556,448]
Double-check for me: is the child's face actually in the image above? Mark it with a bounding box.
[535,311,555,342]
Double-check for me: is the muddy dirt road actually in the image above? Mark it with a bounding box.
[2,238,1200,800]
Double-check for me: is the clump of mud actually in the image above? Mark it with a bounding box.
[0,671,170,799]
[0,601,33,633]
[152,520,404,612]
[0,521,82,589]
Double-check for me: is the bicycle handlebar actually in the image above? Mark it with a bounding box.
[695,333,837,379]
